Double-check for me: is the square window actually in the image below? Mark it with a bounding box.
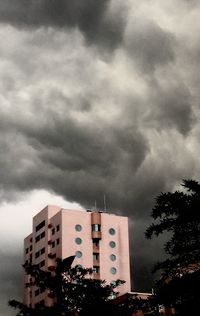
[93,253,99,260]
[93,266,99,273]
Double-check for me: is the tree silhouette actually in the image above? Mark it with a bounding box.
[9,256,126,316]
[145,179,200,315]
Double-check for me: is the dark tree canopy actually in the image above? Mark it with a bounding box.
[145,179,200,315]
[9,257,141,316]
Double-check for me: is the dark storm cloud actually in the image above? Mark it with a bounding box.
[0,0,125,49]
[0,251,22,316]
[0,101,150,214]
[124,19,175,72]
[148,79,195,135]
[1,1,200,314]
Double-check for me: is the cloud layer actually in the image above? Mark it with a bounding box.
[1,0,200,314]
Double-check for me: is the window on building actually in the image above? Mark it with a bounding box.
[92,224,101,232]
[109,241,116,248]
[40,248,45,255]
[56,238,60,245]
[52,228,55,235]
[35,289,40,296]
[109,228,116,235]
[92,239,99,247]
[56,225,60,232]
[75,224,82,232]
[110,254,116,261]
[93,253,99,260]
[39,260,45,268]
[30,254,32,263]
[35,220,45,232]
[26,248,29,254]
[52,241,55,248]
[35,235,40,243]
[110,267,117,275]
[76,251,82,258]
[40,231,45,239]
[30,245,32,251]
[75,237,82,245]
[35,251,40,259]
[93,266,100,273]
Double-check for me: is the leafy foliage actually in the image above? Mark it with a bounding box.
[146,179,200,275]
[9,256,126,316]
[145,179,200,314]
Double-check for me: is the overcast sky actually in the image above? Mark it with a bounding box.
[0,0,200,315]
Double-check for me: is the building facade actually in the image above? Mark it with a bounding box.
[24,205,131,307]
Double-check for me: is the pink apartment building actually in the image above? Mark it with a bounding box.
[24,205,131,307]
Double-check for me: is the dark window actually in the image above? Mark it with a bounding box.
[40,248,45,255]
[75,224,82,232]
[36,220,45,232]
[35,235,40,243]
[110,254,116,261]
[109,241,116,248]
[56,238,60,245]
[30,254,32,263]
[52,241,55,248]
[40,260,45,268]
[30,245,32,251]
[35,251,40,259]
[92,224,101,232]
[76,251,82,258]
[110,267,117,275]
[109,228,116,235]
[26,248,29,254]
[75,237,82,245]
[56,225,60,232]
[93,266,99,273]
[40,231,45,239]
[35,289,40,296]
[93,253,99,260]
[92,239,99,247]
[52,228,55,235]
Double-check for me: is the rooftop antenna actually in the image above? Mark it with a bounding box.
[103,194,107,213]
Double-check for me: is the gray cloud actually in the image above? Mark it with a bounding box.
[0,0,126,50]
[124,19,175,72]
[1,0,200,314]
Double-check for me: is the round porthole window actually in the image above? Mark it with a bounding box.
[109,228,116,235]
[110,254,116,261]
[109,241,116,248]
[110,267,117,275]
[76,251,82,258]
[75,224,82,232]
[75,237,82,245]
